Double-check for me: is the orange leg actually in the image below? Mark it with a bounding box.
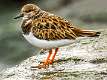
[49,48,59,64]
[43,49,53,65]
[36,49,53,69]
[32,48,59,69]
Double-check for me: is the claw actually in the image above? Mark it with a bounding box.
[31,63,49,69]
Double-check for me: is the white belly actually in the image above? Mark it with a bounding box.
[23,32,75,49]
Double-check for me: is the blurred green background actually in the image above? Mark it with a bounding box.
[0,0,107,66]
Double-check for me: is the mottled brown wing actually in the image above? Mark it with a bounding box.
[31,15,79,41]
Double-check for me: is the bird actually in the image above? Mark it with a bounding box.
[14,4,101,69]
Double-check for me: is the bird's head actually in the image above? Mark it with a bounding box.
[14,4,41,19]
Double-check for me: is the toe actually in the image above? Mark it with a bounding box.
[48,59,53,64]
[31,64,49,69]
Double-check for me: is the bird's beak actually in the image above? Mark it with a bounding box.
[14,13,23,19]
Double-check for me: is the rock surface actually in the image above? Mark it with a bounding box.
[1,29,107,80]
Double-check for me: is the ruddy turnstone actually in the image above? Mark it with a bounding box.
[14,4,100,69]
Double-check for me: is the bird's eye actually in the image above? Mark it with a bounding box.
[28,10,32,12]
[24,10,32,13]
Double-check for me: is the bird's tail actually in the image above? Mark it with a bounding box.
[78,30,101,37]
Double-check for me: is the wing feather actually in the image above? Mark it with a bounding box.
[32,15,78,40]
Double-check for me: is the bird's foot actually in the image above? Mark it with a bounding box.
[31,59,53,69]
[41,59,53,64]
[31,64,48,69]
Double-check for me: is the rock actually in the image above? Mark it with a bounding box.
[0,29,107,80]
